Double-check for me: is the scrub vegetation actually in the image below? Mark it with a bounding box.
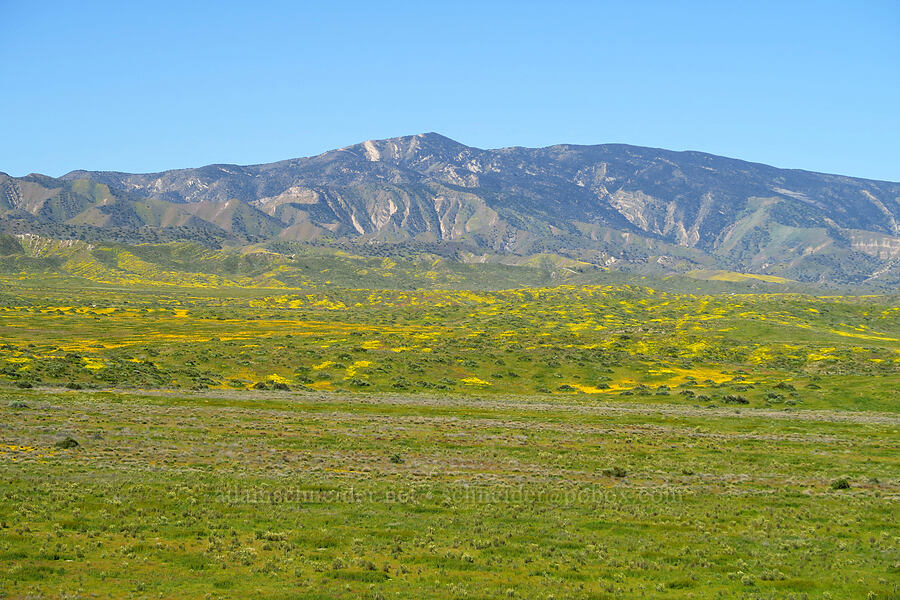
[0,247,898,599]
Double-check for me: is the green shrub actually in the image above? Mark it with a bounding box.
[722,395,749,405]
[831,478,851,490]
[54,436,79,449]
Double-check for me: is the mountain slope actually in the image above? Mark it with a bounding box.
[3,133,899,287]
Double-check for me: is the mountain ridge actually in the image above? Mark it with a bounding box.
[55,132,900,184]
[3,133,900,289]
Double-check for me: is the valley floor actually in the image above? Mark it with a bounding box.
[1,388,898,599]
[0,279,898,598]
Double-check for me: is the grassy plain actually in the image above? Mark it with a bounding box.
[2,280,898,410]
[0,256,898,598]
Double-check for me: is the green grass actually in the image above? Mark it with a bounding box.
[1,278,898,411]
[0,248,897,598]
[0,388,897,598]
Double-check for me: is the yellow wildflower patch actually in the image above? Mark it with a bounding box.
[83,357,105,370]
[830,330,899,342]
[345,361,372,378]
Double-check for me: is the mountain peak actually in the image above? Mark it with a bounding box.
[333,132,472,165]
[4,138,900,289]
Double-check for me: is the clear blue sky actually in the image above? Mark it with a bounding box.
[2,1,898,180]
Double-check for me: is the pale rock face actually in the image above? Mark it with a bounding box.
[608,190,657,232]
[363,140,381,162]
[772,187,827,211]
[849,231,900,259]
[574,163,608,191]
[350,213,365,234]
[254,187,320,214]
[369,194,399,230]
[861,190,899,235]
[686,192,714,247]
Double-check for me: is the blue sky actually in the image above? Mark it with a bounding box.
[2,1,898,180]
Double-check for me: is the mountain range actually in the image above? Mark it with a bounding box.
[2,132,899,288]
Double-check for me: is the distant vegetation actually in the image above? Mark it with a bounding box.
[0,235,897,599]
[0,233,859,293]
[0,243,897,409]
